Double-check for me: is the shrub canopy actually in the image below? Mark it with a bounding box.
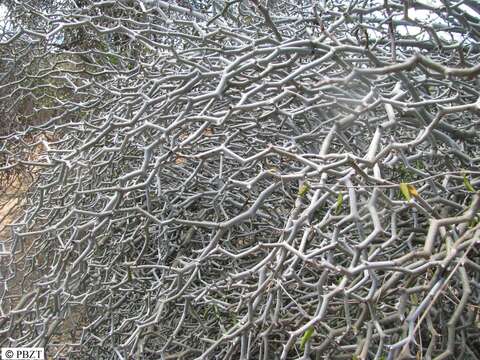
[1,0,480,359]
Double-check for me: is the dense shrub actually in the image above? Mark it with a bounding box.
[1,1,480,359]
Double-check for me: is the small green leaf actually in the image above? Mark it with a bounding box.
[399,182,411,201]
[298,182,310,197]
[407,184,419,198]
[300,326,315,350]
[463,174,475,193]
[336,192,343,215]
